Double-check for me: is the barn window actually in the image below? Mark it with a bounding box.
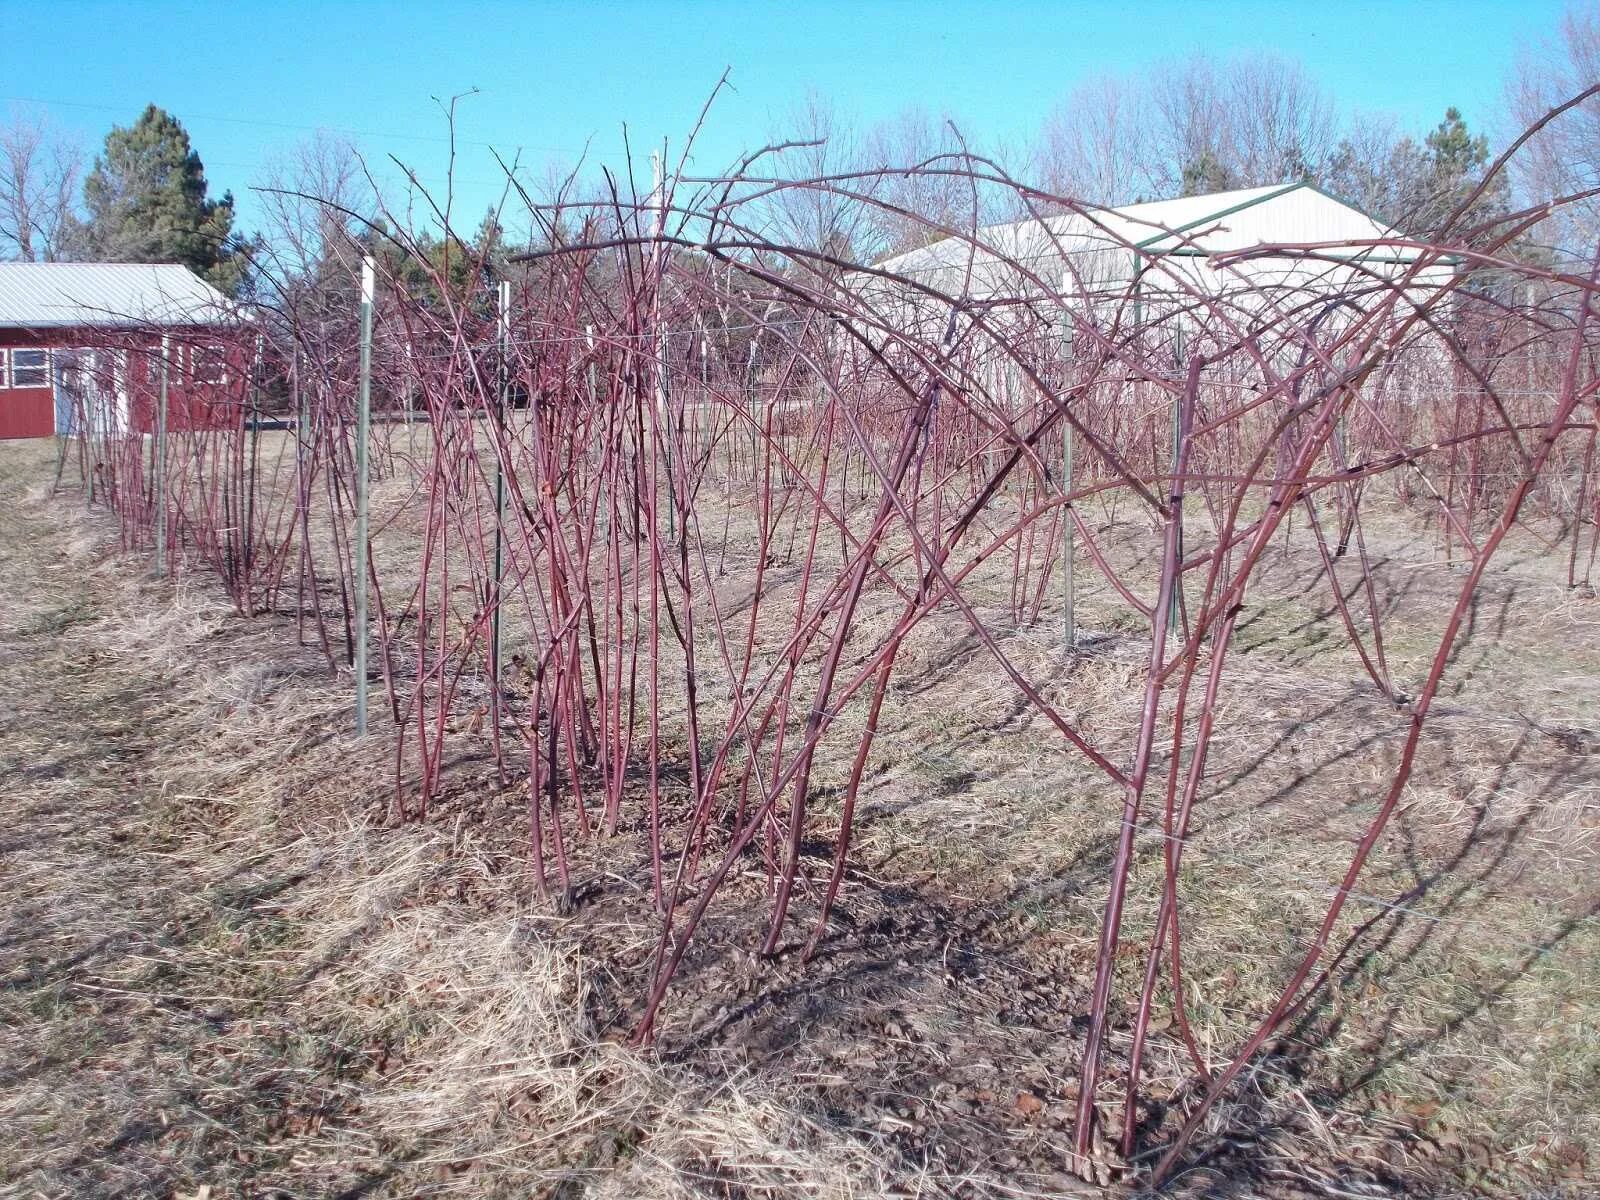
[0,349,8,387]
[10,348,48,387]
[190,345,228,385]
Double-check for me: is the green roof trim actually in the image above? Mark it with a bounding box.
[1131,182,1303,252]
[1133,180,1462,268]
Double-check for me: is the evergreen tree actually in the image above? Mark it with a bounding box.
[71,105,248,294]
[1179,151,1236,198]
[336,212,501,316]
[1416,106,1503,236]
[1320,108,1505,240]
[471,207,506,267]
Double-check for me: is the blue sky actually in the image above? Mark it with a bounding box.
[0,0,1575,237]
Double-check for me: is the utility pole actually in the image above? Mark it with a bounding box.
[154,334,169,576]
[354,256,375,736]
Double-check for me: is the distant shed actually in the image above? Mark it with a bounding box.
[0,262,242,440]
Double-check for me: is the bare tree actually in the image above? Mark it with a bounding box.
[0,107,83,261]
[1030,53,1337,206]
[761,93,878,263]
[1146,55,1234,195]
[1319,114,1405,216]
[1147,54,1334,195]
[861,108,995,257]
[255,132,375,284]
[1224,55,1336,184]
[1035,76,1154,205]
[1509,4,1600,258]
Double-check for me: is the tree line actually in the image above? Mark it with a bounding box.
[769,63,1513,263]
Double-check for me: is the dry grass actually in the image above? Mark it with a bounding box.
[3,431,1599,1198]
[0,438,910,1199]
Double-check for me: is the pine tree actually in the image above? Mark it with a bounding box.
[71,105,248,294]
[1417,106,1503,237]
[1179,151,1236,198]
[1319,108,1506,241]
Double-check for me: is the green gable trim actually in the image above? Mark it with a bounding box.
[1133,180,1461,268]
[1132,182,1304,253]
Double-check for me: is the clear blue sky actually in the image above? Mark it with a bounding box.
[0,0,1576,237]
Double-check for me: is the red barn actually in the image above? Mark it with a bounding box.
[0,262,242,440]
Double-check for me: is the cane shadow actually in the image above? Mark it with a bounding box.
[654,824,1121,1065]
[1148,723,1599,1188]
[1290,727,1596,1084]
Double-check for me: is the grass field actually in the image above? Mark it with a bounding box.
[2,432,1597,1199]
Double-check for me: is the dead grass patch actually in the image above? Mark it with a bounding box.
[3,435,1598,1198]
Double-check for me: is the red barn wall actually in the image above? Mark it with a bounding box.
[0,327,244,440]
[0,328,58,440]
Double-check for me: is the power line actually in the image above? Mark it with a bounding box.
[2,94,583,157]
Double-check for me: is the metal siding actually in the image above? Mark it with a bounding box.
[871,183,1450,346]
[879,184,1429,285]
[0,263,235,329]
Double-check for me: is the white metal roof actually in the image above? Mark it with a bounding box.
[861,181,1461,350]
[876,182,1434,291]
[0,262,237,328]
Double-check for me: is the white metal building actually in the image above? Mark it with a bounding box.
[872,182,1455,343]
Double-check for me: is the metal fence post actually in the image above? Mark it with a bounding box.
[1060,311,1076,651]
[490,278,510,697]
[1168,322,1185,634]
[354,256,375,736]
[154,334,169,576]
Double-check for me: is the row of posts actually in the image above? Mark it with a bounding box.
[150,255,377,735]
[144,256,1182,736]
